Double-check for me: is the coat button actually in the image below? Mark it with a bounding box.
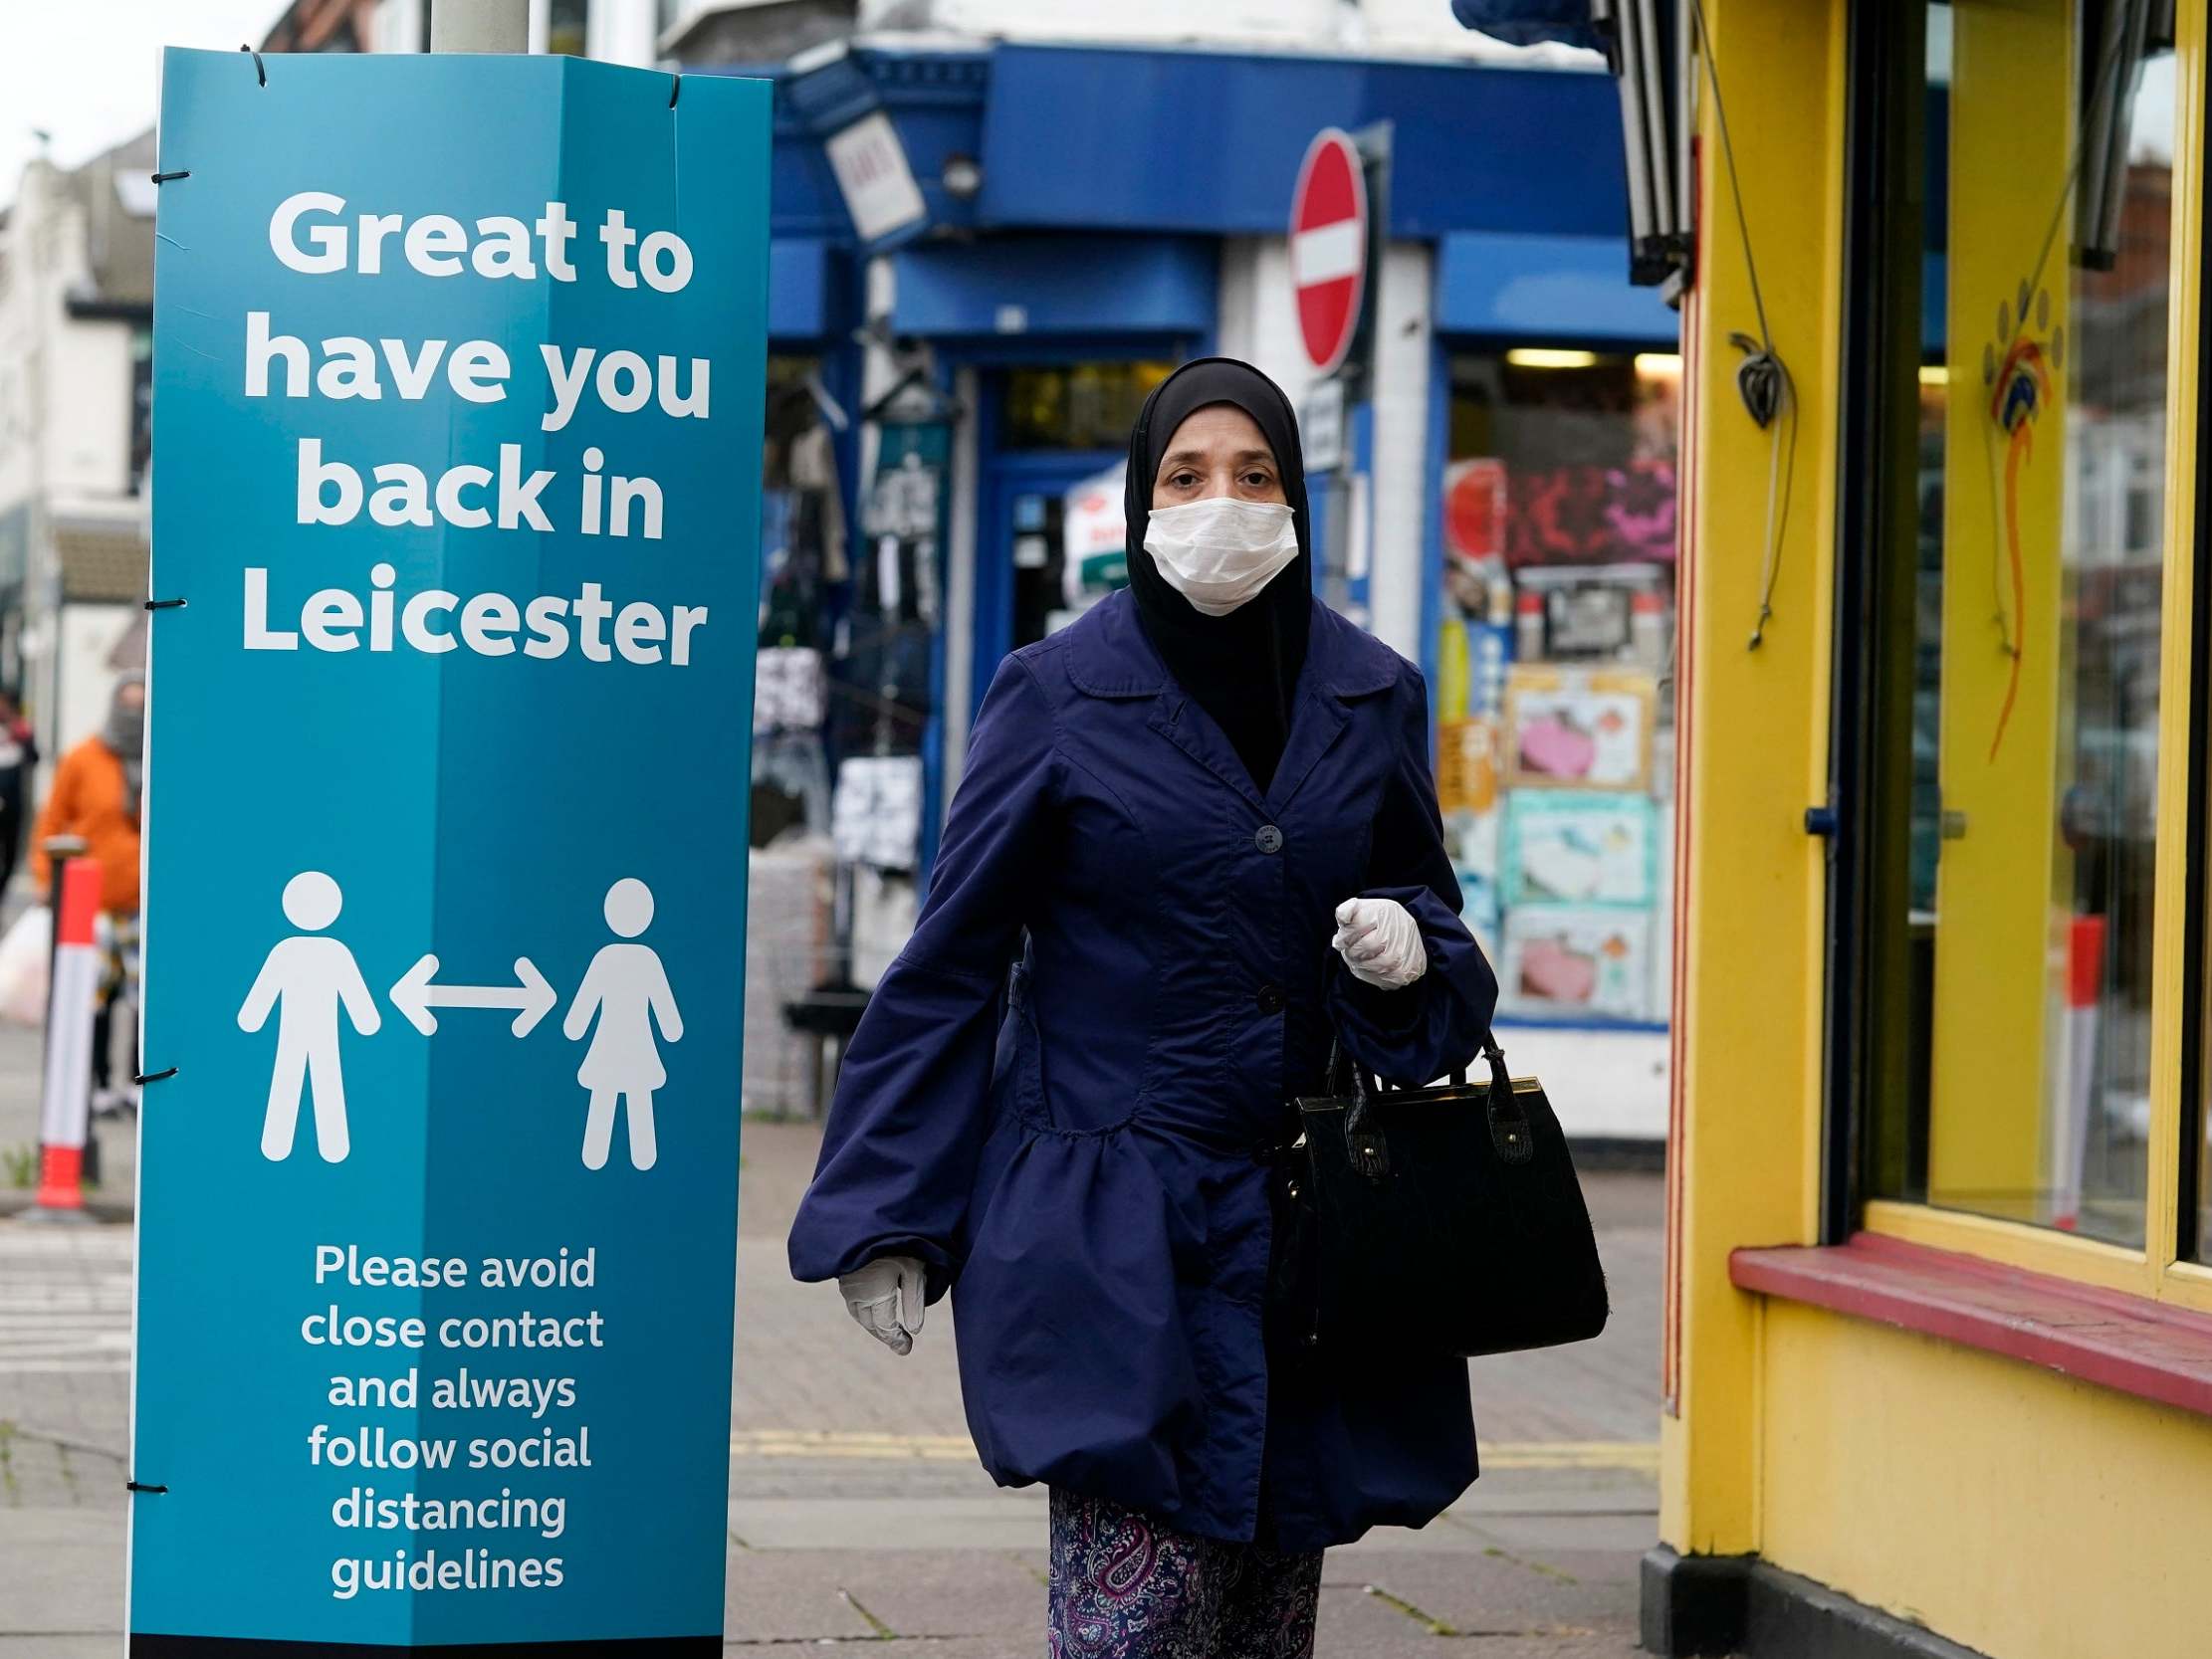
[1255,824,1284,854]
[1255,983,1285,1014]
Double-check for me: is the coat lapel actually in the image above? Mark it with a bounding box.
[1262,686,1349,814]
[1149,697,1269,815]
[1066,592,1270,812]
[1263,602,1398,813]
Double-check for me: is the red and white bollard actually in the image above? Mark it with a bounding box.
[2052,913,2106,1234]
[31,858,105,1220]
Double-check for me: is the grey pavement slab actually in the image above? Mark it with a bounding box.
[1455,1508,1666,1555]
[722,1549,880,1643]
[1330,1538,1644,1626]
[729,1492,1050,1554]
[0,1504,124,1637]
[742,1548,1046,1642]
[1314,1576,1641,1652]
[1448,1465,1660,1516]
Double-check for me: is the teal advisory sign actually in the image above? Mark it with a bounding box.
[130,49,767,1653]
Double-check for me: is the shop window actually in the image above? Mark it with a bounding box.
[998,362,1174,452]
[548,0,589,58]
[1861,1,2177,1248]
[1437,349,1679,1030]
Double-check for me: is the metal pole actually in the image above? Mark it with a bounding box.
[429,0,530,53]
[1630,0,1674,244]
[1603,0,1657,257]
[23,160,60,790]
[1326,122,1392,617]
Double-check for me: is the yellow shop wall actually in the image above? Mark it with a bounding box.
[1755,1301,2210,1659]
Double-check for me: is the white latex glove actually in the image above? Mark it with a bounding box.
[837,1255,926,1355]
[1333,897,1428,990]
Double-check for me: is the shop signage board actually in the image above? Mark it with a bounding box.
[1062,462,1130,602]
[1289,127,1369,375]
[825,110,928,244]
[129,49,767,1653]
[1300,377,1345,471]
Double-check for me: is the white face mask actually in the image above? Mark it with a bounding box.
[1141,498,1300,617]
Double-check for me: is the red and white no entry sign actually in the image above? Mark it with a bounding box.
[1289,127,1368,376]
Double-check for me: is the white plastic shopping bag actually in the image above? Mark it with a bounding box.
[0,904,52,1027]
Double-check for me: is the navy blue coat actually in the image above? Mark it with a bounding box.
[788,589,1499,1551]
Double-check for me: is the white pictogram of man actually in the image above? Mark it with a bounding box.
[563,879,682,1171]
[239,872,381,1162]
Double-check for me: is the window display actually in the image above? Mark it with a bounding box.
[1503,667,1657,793]
[753,356,849,850]
[1438,350,1679,1030]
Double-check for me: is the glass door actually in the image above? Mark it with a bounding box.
[1855,0,2180,1246]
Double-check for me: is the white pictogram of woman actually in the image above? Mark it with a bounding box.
[563,879,682,1170]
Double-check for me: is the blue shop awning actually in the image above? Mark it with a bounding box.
[1437,231,1678,345]
[890,235,1216,340]
[976,45,1628,243]
[770,238,833,344]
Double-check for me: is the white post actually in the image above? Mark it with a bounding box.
[430,0,530,53]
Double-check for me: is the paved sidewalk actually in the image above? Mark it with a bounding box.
[0,1082,1663,1655]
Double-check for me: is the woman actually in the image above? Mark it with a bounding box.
[789,358,1497,1656]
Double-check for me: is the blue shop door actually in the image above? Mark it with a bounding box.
[972,450,1121,722]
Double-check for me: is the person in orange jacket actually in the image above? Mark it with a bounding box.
[33,674,144,1108]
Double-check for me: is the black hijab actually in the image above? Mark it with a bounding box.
[1123,358,1313,794]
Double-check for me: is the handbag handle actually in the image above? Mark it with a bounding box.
[1334,1030,1520,1181]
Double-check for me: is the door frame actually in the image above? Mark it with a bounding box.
[1822,0,1932,1242]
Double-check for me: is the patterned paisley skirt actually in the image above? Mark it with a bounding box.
[1046,1487,1323,1659]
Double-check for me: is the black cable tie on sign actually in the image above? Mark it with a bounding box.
[151,170,190,185]
[134,1067,178,1086]
[669,73,681,108]
[241,45,266,87]
[126,1481,168,1495]
[144,598,186,612]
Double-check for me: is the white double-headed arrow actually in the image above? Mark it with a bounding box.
[390,955,557,1038]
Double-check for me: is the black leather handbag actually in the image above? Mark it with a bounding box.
[1266,1033,1610,1360]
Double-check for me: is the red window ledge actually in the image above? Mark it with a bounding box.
[1729,1233,2212,1419]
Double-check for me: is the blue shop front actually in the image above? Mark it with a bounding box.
[722,40,1680,1139]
